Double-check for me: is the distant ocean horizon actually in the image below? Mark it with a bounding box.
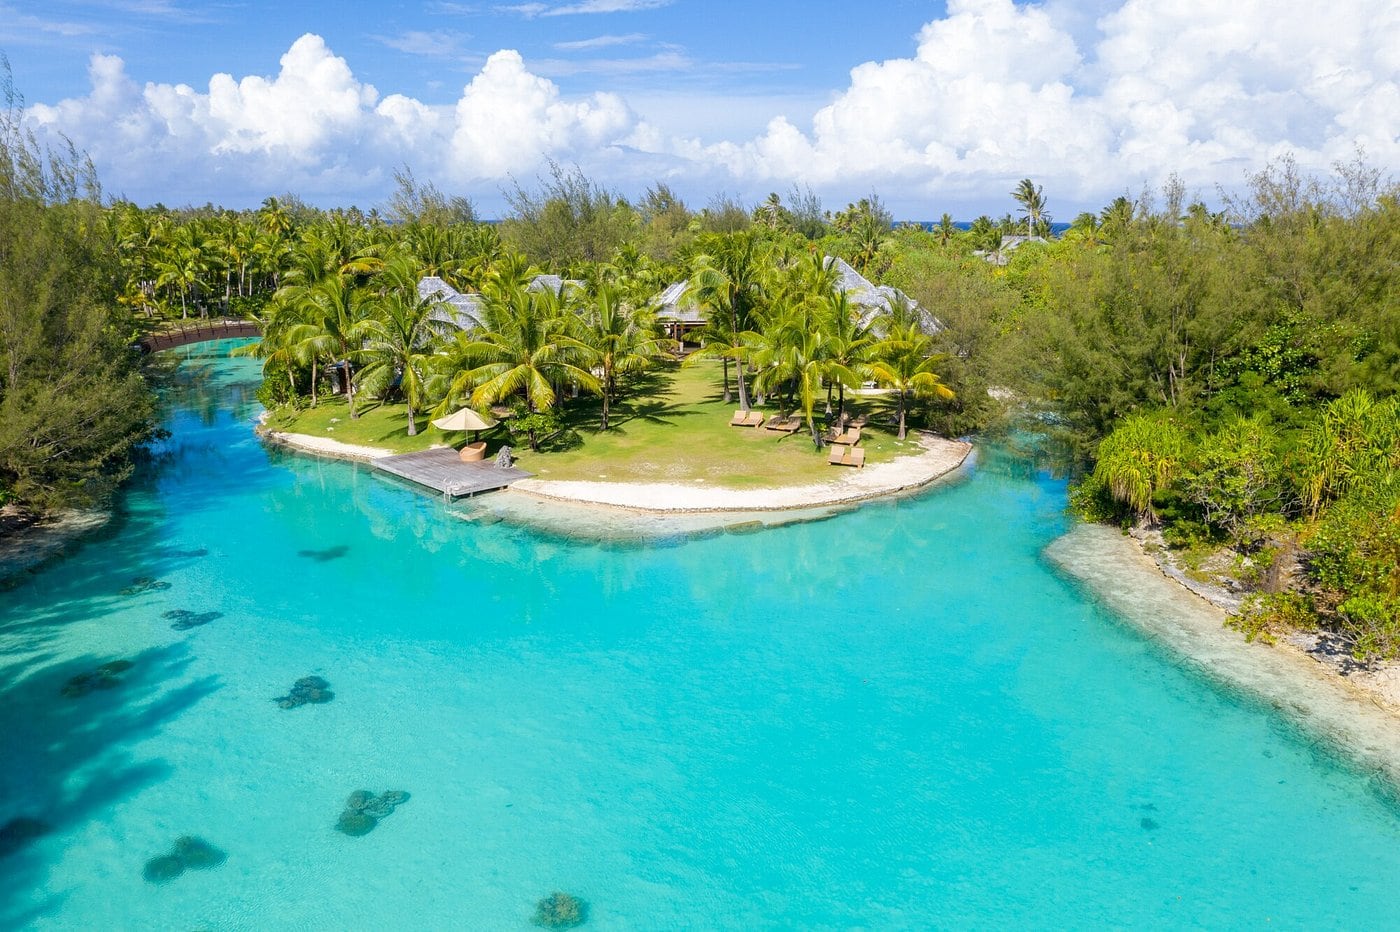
[901,220,1072,234]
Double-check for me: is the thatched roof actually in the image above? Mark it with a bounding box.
[526,274,583,296]
[418,276,484,332]
[652,279,705,324]
[823,257,941,334]
[647,258,942,334]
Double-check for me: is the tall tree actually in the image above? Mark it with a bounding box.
[868,322,955,439]
[1012,178,1049,236]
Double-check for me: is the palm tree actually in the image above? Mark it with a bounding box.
[439,284,599,451]
[1012,178,1049,236]
[356,258,440,436]
[752,305,853,448]
[232,294,313,399]
[683,234,767,411]
[935,213,957,248]
[822,290,876,424]
[868,322,955,439]
[282,274,374,417]
[1090,412,1190,524]
[583,283,673,430]
[154,223,210,319]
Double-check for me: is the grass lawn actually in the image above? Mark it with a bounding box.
[266,360,927,488]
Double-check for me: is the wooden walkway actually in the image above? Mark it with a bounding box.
[371,448,532,498]
[137,319,262,353]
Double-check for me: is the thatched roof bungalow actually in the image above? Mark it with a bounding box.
[650,257,939,338]
[418,276,484,333]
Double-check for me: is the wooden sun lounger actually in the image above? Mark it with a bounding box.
[763,416,802,434]
[828,444,866,468]
[729,410,765,427]
[831,425,862,446]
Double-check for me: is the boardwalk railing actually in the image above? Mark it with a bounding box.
[135,318,262,353]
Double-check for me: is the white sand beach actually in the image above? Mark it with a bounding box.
[509,434,973,512]
[264,424,972,513]
[261,429,395,461]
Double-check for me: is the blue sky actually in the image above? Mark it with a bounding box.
[4,0,1398,218]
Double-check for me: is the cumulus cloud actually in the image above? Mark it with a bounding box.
[448,50,633,177]
[662,0,1400,208]
[25,34,642,205]
[21,0,1400,213]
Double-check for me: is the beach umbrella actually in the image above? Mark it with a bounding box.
[431,407,499,442]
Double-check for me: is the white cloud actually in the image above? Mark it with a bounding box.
[25,35,641,206]
[20,2,1400,215]
[374,30,470,58]
[649,0,1400,212]
[0,4,99,42]
[448,50,634,177]
[553,32,648,51]
[502,0,671,17]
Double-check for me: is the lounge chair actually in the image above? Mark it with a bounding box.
[763,416,801,434]
[828,444,866,468]
[832,425,862,446]
[458,441,487,462]
[729,410,765,427]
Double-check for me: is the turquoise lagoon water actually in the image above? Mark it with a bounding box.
[3,339,1400,930]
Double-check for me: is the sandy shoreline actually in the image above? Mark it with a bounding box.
[259,427,395,461]
[1048,524,1400,786]
[260,423,973,514]
[509,434,973,513]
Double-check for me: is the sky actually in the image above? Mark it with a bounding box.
[3,0,1398,219]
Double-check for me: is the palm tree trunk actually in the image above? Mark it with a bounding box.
[405,400,417,436]
[310,362,319,407]
[736,358,751,412]
[898,389,908,440]
[344,359,357,419]
[721,357,732,404]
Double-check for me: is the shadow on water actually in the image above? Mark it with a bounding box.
[0,641,219,927]
[0,345,244,923]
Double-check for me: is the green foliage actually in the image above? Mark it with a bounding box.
[502,162,638,268]
[1309,492,1400,607]
[1180,416,1285,541]
[1089,411,1191,522]
[1295,389,1399,520]
[0,71,156,509]
[1068,471,1121,524]
[506,405,563,450]
[1231,591,1317,644]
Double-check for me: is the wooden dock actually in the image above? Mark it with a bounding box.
[371,448,532,498]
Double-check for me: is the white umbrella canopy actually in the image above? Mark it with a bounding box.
[431,407,499,433]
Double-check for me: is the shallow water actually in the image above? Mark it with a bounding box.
[3,340,1399,929]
